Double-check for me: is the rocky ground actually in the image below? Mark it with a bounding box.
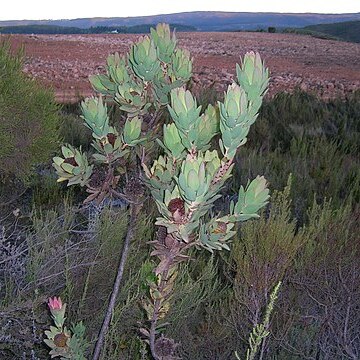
[4,32,360,102]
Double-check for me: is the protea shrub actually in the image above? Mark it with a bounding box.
[51,24,272,360]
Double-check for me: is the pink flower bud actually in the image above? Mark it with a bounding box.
[48,296,63,311]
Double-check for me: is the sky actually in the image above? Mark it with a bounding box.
[1,0,360,21]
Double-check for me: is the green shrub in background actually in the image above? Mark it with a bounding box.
[0,41,60,181]
[251,89,360,153]
[232,89,360,222]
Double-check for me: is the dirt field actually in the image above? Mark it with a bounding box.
[4,32,360,102]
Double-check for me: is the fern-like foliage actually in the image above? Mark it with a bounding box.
[235,282,281,360]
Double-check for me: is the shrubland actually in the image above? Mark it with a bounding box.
[0,25,359,359]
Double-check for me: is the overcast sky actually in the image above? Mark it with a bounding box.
[1,0,360,21]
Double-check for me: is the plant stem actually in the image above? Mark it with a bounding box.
[92,204,137,360]
[148,238,196,360]
[149,265,170,360]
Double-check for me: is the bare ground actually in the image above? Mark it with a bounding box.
[4,32,360,102]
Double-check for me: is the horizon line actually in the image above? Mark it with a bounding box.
[1,10,360,22]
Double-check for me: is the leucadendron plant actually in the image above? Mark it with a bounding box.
[52,23,271,359]
[141,52,270,359]
[53,23,192,204]
[51,24,192,360]
[45,297,87,359]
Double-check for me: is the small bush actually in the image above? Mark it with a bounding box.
[0,41,60,181]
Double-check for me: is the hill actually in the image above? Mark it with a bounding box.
[0,11,360,32]
[303,20,360,43]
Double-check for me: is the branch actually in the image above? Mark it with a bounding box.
[92,203,138,360]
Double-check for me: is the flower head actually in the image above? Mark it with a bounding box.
[54,332,69,348]
[47,296,66,329]
[48,296,63,311]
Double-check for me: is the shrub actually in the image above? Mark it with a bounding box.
[0,41,60,181]
[270,200,360,359]
[52,23,195,359]
[52,24,274,360]
[140,51,271,359]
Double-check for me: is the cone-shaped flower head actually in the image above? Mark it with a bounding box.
[163,123,186,159]
[89,74,117,96]
[194,104,219,151]
[169,48,192,82]
[236,51,269,115]
[151,23,177,64]
[52,145,93,186]
[47,296,66,328]
[143,155,174,199]
[81,96,110,140]
[231,176,270,221]
[48,296,62,311]
[53,332,69,348]
[115,80,150,117]
[122,116,143,146]
[177,153,215,204]
[219,83,251,158]
[168,88,202,149]
[106,52,130,85]
[129,36,161,81]
[237,51,269,96]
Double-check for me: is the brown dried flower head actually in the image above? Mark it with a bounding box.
[167,198,185,216]
[154,335,178,358]
[53,332,69,348]
[63,157,78,167]
[213,221,227,234]
[107,133,117,146]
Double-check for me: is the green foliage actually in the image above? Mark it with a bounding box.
[235,282,281,360]
[1,19,360,359]
[269,199,360,359]
[227,179,305,334]
[53,23,192,204]
[1,89,359,358]
[146,51,269,255]
[282,28,339,41]
[89,23,192,115]
[303,20,360,43]
[232,90,360,218]
[218,52,268,158]
[0,41,60,180]
[92,213,153,359]
[59,112,93,150]
[141,50,271,360]
[53,145,93,186]
[25,200,76,291]
[31,172,70,209]
[44,297,88,359]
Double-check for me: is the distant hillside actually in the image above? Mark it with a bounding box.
[303,20,360,43]
[1,11,360,32]
[0,23,195,35]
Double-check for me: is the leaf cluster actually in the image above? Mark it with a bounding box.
[52,24,193,204]
[144,52,270,252]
